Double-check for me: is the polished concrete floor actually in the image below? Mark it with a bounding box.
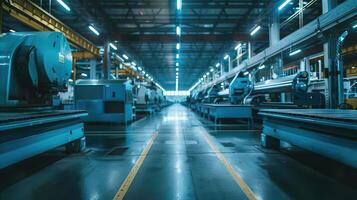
[0,104,356,200]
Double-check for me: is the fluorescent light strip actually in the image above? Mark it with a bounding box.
[289,49,302,56]
[234,43,241,50]
[176,26,181,36]
[116,55,124,62]
[278,0,292,11]
[57,0,70,11]
[109,43,117,50]
[176,43,180,50]
[224,54,229,60]
[250,26,261,36]
[176,54,180,59]
[131,62,136,66]
[216,63,220,67]
[258,65,266,70]
[177,0,182,10]
[122,54,129,60]
[9,29,16,33]
[88,25,100,36]
[176,63,179,67]
[353,24,357,29]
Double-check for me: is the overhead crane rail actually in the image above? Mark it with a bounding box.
[1,0,100,57]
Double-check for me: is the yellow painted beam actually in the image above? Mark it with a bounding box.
[72,51,98,60]
[2,0,100,57]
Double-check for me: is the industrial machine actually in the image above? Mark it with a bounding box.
[259,109,357,168]
[0,32,87,169]
[134,83,162,113]
[246,71,325,108]
[75,79,133,124]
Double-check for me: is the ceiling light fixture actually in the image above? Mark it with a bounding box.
[56,0,70,11]
[258,65,266,70]
[234,43,241,50]
[289,49,302,56]
[177,0,182,11]
[122,54,129,60]
[216,63,220,68]
[278,0,292,11]
[176,26,181,36]
[224,54,229,60]
[176,54,180,59]
[250,25,261,36]
[176,43,180,50]
[109,43,117,50]
[88,25,100,36]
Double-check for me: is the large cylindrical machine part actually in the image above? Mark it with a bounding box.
[0,32,72,106]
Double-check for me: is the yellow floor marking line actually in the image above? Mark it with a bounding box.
[113,131,159,200]
[202,132,258,200]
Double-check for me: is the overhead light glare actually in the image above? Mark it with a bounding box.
[57,0,71,11]
[109,43,117,50]
[289,49,302,56]
[210,68,214,72]
[80,73,88,77]
[131,62,136,66]
[138,67,143,71]
[176,54,180,59]
[176,68,179,71]
[9,29,16,33]
[224,55,229,60]
[176,43,180,50]
[278,0,292,11]
[176,63,179,67]
[243,71,249,76]
[88,25,100,36]
[250,25,261,36]
[216,63,220,68]
[353,24,357,29]
[206,72,209,76]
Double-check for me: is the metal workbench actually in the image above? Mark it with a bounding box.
[0,110,88,169]
[259,109,357,168]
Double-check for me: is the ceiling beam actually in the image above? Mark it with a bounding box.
[112,34,267,43]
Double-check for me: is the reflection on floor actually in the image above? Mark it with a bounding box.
[0,104,356,200]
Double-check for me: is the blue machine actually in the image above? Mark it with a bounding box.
[259,109,357,168]
[0,32,87,169]
[75,79,133,124]
[229,72,252,104]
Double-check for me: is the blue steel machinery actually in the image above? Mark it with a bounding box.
[75,79,133,124]
[0,32,87,169]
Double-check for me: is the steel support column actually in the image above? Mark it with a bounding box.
[269,9,280,47]
[90,59,96,79]
[103,42,110,80]
[322,0,339,108]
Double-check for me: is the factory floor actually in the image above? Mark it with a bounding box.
[0,104,356,200]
